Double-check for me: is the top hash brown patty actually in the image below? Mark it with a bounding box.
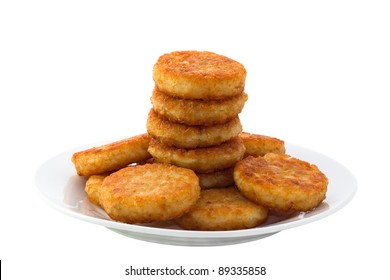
[153,50,246,100]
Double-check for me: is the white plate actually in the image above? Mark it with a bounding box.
[35,142,357,246]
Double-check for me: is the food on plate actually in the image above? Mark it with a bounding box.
[151,87,248,125]
[69,50,329,232]
[153,50,246,100]
[175,187,268,231]
[146,109,242,149]
[148,136,245,173]
[239,132,286,157]
[85,174,108,206]
[71,133,151,176]
[98,163,200,224]
[197,167,235,189]
[234,154,328,212]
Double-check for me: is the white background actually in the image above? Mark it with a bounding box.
[1,0,389,279]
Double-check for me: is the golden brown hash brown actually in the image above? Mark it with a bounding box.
[72,133,151,176]
[197,167,234,189]
[151,87,248,125]
[234,154,328,212]
[98,163,200,224]
[175,187,268,231]
[85,174,109,206]
[148,136,245,173]
[146,109,242,149]
[239,132,286,157]
[153,51,246,99]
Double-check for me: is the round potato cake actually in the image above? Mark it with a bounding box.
[175,187,268,231]
[148,136,246,173]
[239,132,285,157]
[99,163,200,224]
[234,154,328,212]
[72,133,151,176]
[151,87,248,125]
[153,50,246,99]
[146,109,242,149]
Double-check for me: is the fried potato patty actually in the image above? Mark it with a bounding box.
[148,136,245,173]
[99,163,200,224]
[147,109,242,148]
[151,87,248,125]
[234,154,328,212]
[239,132,286,157]
[72,133,151,176]
[85,174,108,206]
[197,168,234,189]
[175,187,268,231]
[153,51,246,99]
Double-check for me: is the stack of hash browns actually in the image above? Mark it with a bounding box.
[72,51,328,231]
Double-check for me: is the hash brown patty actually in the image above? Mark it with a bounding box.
[151,87,248,125]
[175,187,268,231]
[234,154,328,212]
[239,132,285,157]
[196,167,235,189]
[148,136,245,173]
[153,50,246,99]
[99,163,200,224]
[72,133,151,176]
[146,109,242,149]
